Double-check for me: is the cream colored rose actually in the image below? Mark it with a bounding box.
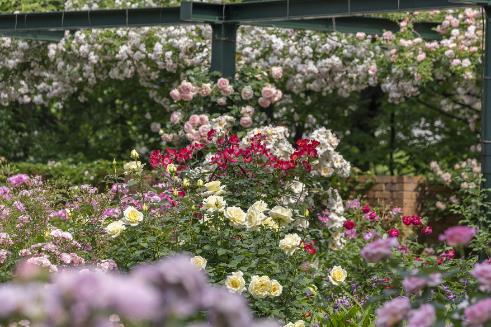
[122,206,144,226]
[248,275,272,299]
[329,231,346,250]
[202,195,226,212]
[203,180,225,196]
[279,233,302,255]
[246,207,266,229]
[225,271,246,293]
[190,256,207,270]
[105,220,126,238]
[261,217,280,231]
[224,207,246,226]
[130,149,139,160]
[270,279,283,297]
[250,200,268,213]
[166,163,177,174]
[328,265,347,285]
[270,206,293,226]
[284,320,306,327]
[123,161,143,174]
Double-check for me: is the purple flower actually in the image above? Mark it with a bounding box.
[439,226,476,246]
[472,262,491,292]
[0,186,11,200]
[375,297,411,327]
[203,287,253,327]
[402,276,428,294]
[464,298,491,326]
[7,174,30,187]
[0,250,9,264]
[345,199,361,210]
[361,238,398,263]
[407,304,436,327]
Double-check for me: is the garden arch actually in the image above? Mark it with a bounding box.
[0,0,490,191]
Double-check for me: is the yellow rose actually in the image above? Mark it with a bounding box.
[196,179,204,187]
[279,233,302,255]
[123,206,144,226]
[202,195,226,212]
[183,178,190,188]
[123,161,143,174]
[224,207,246,226]
[203,180,224,196]
[328,265,347,285]
[105,220,126,238]
[250,200,268,213]
[130,149,139,160]
[225,271,246,293]
[270,279,283,297]
[270,206,293,226]
[245,207,266,229]
[284,320,305,327]
[261,217,280,231]
[248,275,272,299]
[190,256,207,270]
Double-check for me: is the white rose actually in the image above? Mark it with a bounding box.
[224,207,246,226]
[279,233,302,255]
[122,206,144,226]
[202,195,226,213]
[246,207,266,229]
[190,256,207,270]
[328,266,347,285]
[203,180,224,196]
[225,271,246,293]
[105,220,126,238]
[270,206,293,226]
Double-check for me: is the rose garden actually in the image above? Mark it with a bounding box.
[0,0,491,326]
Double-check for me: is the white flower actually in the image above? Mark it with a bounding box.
[123,161,143,174]
[328,266,347,285]
[279,233,302,255]
[246,207,266,229]
[270,279,283,296]
[122,206,144,226]
[269,206,293,226]
[203,180,225,196]
[225,271,246,293]
[190,256,207,270]
[250,200,268,213]
[224,207,246,226]
[105,220,126,238]
[202,195,227,213]
[284,321,305,327]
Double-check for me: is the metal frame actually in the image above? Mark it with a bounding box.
[1,0,491,196]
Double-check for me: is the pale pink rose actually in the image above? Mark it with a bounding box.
[178,80,194,94]
[170,111,182,124]
[217,77,229,90]
[439,226,476,246]
[241,86,254,100]
[198,125,211,137]
[368,64,378,76]
[416,52,426,62]
[261,86,276,99]
[183,121,194,133]
[180,92,193,101]
[240,105,255,117]
[221,86,234,96]
[189,114,201,127]
[356,32,366,40]
[169,89,181,101]
[162,133,175,143]
[258,97,271,108]
[200,83,212,96]
[240,116,253,128]
[199,114,209,125]
[271,66,283,80]
[272,90,283,102]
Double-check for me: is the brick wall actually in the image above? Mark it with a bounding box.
[358,176,424,216]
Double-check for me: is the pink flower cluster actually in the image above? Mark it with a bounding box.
[170,80,197,101]
[258,84,282,108]
[472,262,491,292]
[7,174,30,187]
[375,297,410,327]
[439,226,476,246]
[464,298,491,326]
[183,114,210,143]
[361,237,398,263]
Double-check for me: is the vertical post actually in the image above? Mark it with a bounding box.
[210,23,238,79]
[482,6,491,197]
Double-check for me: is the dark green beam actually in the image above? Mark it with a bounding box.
[482,5,491,196]
[180,0,468,23]
[0,7,184,31]
[246,17,441,40]
[211,23,238,78]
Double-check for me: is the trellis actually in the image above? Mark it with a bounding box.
[0,0,490,192]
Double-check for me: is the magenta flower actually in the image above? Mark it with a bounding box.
[472,262,491,292]
[465,298,491,326]
[375,297,410,327]
[7,174,30,187]
[407,304,436,327]
[361,238,398,263]
[439,226,476,246]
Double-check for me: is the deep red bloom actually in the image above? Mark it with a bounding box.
[368,211,378,221]
[402,216,412,226]
[388,228,400,237]
[303,241,317,255]
[411,215,422,226]
[441,249,456,260]
[207,129,217,141]
[362,204,371,214]
[343,220,356,230]
[421,226,433,235]
[301,160,312,172]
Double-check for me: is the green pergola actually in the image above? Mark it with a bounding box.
[0,0,490,192]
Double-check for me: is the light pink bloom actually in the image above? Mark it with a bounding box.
[271,66,283,79]
[240,116,253,128]
[439,226,476,246]
[375,297,410,327]
[217,78,229,90]
[170,111,182,124]
[472,262,491,292]
[465,298,491,326]
[189,115,201,127]
[407,304,436,327]
[169,89,181,101]
[261,86,276,99]
[361,238,398,263]
[258,97,271,108]
[241,86,254,100]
